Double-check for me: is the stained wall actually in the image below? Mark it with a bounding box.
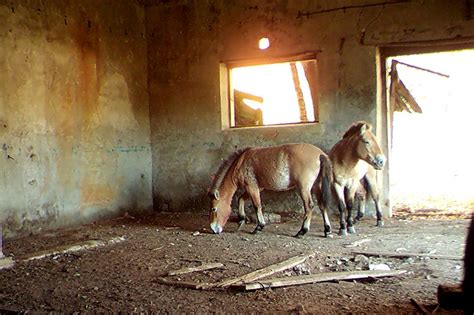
[0,0,152,237]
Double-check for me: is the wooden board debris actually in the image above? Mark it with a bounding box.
[208,253,314,289]
[22,236,126,262]
[167,263,224,276]
[352,250,462,261]
[231,269,407,291]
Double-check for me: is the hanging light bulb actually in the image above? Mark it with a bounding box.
[259,37,270,50]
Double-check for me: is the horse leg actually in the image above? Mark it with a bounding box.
[345,185,358,234]
[354,184,366,223]
[314,183,333,238]
[237,192,249,230]
[334,184,348,236]
[248,188,265,234]
[295,188,314,238]
[365,173,384,227]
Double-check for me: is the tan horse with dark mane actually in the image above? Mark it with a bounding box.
[209,143,333,237]
[320,121,386,236]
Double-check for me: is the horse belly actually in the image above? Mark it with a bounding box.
[269,171,292,190]
[259,163,292,191]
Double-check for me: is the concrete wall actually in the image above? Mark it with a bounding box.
[146,0,474,215]
[0,0,152,237]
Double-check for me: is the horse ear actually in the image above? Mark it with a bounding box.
[213,190,220,200]
[359,123,368,135]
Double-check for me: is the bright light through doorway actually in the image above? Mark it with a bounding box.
[231,62,315,126]
[388,49,474,214]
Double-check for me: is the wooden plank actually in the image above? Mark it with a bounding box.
[209,253,314,289]
[22,236,126,262]
[352,250,462,261]
[232,269,407,291]
[167,263,224,276]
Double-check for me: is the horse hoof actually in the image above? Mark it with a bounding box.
[338,229,348,236]
[376,220,384,227]
[348,226,356,234]
[251,229,260,235]
[294,228,308,238]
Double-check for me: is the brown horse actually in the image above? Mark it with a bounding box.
[209,143,333,237]
[320,121,386,236]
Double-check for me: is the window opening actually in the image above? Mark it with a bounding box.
[224,58,318,128]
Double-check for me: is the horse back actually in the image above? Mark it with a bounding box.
[238,143,323,191]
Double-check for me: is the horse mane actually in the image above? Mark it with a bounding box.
[211,148,250,193]
[342,121,372,139]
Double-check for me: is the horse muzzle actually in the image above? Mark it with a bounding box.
[210,222,223,234]
[372,154,386,170]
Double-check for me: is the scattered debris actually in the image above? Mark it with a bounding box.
[167,262,224,276]
[292,263,311,276]
[157,253,315,290]
[209,253,314,288]
[192,231,200,236]
[369,263,391,271]
[0,256,14,270]
[155,251,405,293]
[231,269,407,291]
[22,236,126,262]
[352,250,462,260]
[344,238,372,248]
[354,254,369,263]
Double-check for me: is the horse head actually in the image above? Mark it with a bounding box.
[208,149,248,234]
[208,188,232,234]
[353,122,386,170]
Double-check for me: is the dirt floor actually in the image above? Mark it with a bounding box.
[0,210,471,314]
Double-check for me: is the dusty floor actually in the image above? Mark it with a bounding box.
[0,210,471,314]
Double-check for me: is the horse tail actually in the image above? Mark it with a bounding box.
[318,154,333,209]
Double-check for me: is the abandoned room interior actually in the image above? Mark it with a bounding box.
[1,0,473,313]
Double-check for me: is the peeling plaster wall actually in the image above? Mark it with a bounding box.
[0,0,152,237]
[146,0,474,216]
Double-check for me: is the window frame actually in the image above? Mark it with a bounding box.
[219,52,320,129]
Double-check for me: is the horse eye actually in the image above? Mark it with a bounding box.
[364,140,370,145]
[212,207,218,213]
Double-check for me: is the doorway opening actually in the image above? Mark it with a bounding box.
[386,48,474,217]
